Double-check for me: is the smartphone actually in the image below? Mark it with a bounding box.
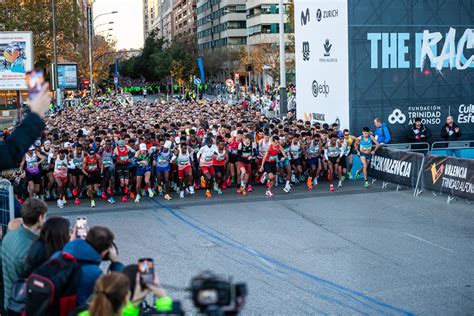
[138,258,154,287]
[75,217,88,240]
[25,70,45,101]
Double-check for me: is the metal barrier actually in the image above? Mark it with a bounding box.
[385,142,430,153]
[0,179,15,235]
[431,140,474,151]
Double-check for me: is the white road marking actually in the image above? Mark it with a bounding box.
[404,233,455,254]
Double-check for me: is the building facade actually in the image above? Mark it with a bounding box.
[246,0,291,46]
[143,0,160,41]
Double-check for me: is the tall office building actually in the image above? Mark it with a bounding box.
[173,0,197,41]
[143,0,160,41]
[246,0,291,46]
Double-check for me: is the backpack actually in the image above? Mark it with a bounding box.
[25,252,81,316]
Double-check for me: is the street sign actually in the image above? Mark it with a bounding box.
[194,78,201,85]
[226,79,234,87]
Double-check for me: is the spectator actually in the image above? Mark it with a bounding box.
[0,85,50,170]
[24,217,70,276]
[373,118,391,144]
[441,116,462,157]
[408,117,432,142]
[63,226,124,305]
[76,272,130,316]
[2,198,47,313]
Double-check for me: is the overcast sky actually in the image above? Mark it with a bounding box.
[93,0,144,50]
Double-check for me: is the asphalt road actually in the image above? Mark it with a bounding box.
[49,181,474,315]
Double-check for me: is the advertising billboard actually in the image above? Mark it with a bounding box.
[294,0,350,128]
[57,64,78,89]
[348,0,474,141]
[0,32,34,90]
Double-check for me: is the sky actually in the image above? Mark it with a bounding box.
[93,0,144,50]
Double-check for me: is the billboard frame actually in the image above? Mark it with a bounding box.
[0,31,34,91]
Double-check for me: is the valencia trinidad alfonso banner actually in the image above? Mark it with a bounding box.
[423,155,474,200]
[294,0,350,128]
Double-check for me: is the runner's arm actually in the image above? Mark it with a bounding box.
[324,145,329,161]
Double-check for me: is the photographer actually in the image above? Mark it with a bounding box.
[63,226,124,305]
[0,85,50,170]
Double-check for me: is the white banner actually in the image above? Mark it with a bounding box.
[0,32,34,90]
[294,0,349,128]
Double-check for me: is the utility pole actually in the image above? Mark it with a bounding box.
[51,0,60,107]
[278,0,287,117]
[87,1,94,97]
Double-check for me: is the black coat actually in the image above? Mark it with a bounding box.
[408,123,431,142]
[0,113,45,170]
[441,123,462,141]
[24,239,48,277]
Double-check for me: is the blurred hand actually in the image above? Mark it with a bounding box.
[147,274,167,299]
[132,274,150,307]
[455,128,460,133]
[28,84,50,118]
[107,243,119,262]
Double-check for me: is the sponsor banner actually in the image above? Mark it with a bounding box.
[368,147,424,188]
[348,0,474,141]
[0,32,34,90]
[423,155,474,200]
[294,0,349,128]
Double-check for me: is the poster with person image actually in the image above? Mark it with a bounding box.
[0,32,33,90]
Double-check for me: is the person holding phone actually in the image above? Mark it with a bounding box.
[0,83,50,170]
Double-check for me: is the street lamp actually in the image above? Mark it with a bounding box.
[278,0,287,117]
[93,11,118,24]
[51,0,60,107]
[94,21,114,33]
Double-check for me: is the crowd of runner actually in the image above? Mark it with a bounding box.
[9,98,380,209]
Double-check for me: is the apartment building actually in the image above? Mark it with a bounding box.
[246,0,291,46]
[173,0,197,41]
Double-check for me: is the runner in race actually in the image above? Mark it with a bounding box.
[343,129,357,178]
[98,139,116,204]
[114,139,134,202]
[324,134,344,192]
[153,140,173,200]
[289,134,304,183]
[355,127,380,188]
[213,139,228,195]
[53,149,70,208]
[70,144,85,205]
[21,146,45,199]
[198,135,218,198]
[173,139,194,199]
[305,133,322,190]
[278,137,293,193]
[260,136,287,197]
[82,149,103,208]
[236,133,257,195]
[134,143,154,203]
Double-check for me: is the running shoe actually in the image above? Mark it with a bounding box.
[179,191,185,199]
[91,200,96,208]
[330,184,335,192]
[364,180,369,188]
[200,176,206,189]
[283,184,291,193]
[45,190,51,200]
[141,189,146,196]
[355,170,361,180]
[222,183,227,190]
[108,196,116,204]
[135,194,141,203]
[265,190,274,197]
[347,171,353,179]
[57,199,64,209]
[72,188,78,197]
[247,185,253,192]
[226,178,232,186]
[338,180,342,188]
[122,195,127,203]
[189,186,195,194]
[130,192,136,199]
[260,172,267,184]
[313,177,318,186]
[148,188,154,198]
[66,188,73,199]
[242,187,248,196]
[236,187,242,194]
[75,198,80,205]
[96,189,102,197]
[307,177,313,190]
[101,192,108,200]
[206,190,212,199]
[217,188,223,195]
[164,194,172,201]
[194,184,200,190]
[124,186,129,194]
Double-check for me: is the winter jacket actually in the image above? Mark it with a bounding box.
[408,123,432,142]
[24,239,48,277]
[63,240,124,306]
[0,113,45,170]
[441,123,462,141]
[373,122,391,144]
[2,225,37,308]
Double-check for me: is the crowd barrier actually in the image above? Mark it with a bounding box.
[0,179,15,235]
[368,147,473,203]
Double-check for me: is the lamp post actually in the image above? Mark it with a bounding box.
[51,0,60,107]
[278,0,287,117]
[94,21,114,33]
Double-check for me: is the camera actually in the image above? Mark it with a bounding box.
[190,271,247,316]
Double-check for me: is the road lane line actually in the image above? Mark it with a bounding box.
[404,233,455,253]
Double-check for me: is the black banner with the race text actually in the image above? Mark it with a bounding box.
[368,147,425,188]
[422,155,474,200]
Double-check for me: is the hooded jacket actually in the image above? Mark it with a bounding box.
[63,240,124,306]
[373,122,391,144]
[408,123,431,142]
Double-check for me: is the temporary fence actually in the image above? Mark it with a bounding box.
[0,179,15,235]
[368,147,473,203]
[385,142,430,153]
